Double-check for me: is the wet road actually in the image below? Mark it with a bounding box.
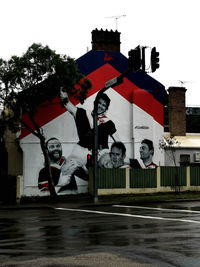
[1,201,200,266]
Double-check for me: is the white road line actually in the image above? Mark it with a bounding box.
[113,205,200,214]
[55,207,200,224]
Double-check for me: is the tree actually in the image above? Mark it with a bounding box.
[159,136,180,167]
[159,136,181,192]
[0,43,92,199]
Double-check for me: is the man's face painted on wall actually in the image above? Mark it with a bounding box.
[97,98,107,115]
[139,143,152,160]
[47,139,62,162]
[110,147,125,168]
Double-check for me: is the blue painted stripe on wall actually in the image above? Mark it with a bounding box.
[76,50,167,105]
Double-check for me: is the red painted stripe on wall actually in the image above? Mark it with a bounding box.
[20,63,163,139]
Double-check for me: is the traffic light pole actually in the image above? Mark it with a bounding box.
[92,68,132,203]
[93,109,98,203]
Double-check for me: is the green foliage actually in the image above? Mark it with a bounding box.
[159,136,180,149]
[0,42,92,127]
[159,136,180,167]
[0,43,92,198]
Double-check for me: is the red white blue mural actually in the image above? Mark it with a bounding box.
[19,50,166,196]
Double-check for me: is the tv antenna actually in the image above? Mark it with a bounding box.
[105,14,126,30]
[178,80,192,87]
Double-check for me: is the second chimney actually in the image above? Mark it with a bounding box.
[168,86,187,136]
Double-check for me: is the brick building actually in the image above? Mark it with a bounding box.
[164,87,200,166]
[18,29,166,197]
[3,29,199,198]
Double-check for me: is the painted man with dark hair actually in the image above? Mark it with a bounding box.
[139,139,157,168]
[38,138,66,192]
[98,142,130,168]
[60,89,118,152]
[110,142,129,168]
[60,89,120,164]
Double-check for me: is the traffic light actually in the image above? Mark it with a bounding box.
[87,154,94,167]
[151,47,159,72]
[128,46,141,72]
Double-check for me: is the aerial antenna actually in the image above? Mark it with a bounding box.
[105,14,126,30]
[178,80,192,87]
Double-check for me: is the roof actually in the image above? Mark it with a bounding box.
[76,50,167,105]
[164,134,200,148]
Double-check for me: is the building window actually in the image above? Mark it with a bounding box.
[180,154,190,166]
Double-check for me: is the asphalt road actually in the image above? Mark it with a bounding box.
[1,200,200,266]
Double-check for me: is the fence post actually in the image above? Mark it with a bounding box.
[126,168,130,192]
[186,166,190,190]
[16,175,21,204]
[157,167,161,192]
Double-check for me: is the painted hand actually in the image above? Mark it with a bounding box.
[62,157,83,175]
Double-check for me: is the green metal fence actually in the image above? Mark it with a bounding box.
[130,168,157,188]
[97,166,200,191]
[98,168,126,189]
[190,167,200,186]
[160,166,186,187]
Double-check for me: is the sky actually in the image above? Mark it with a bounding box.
[0,0,199,106]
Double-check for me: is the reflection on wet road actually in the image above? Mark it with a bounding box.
[1,201,200,266]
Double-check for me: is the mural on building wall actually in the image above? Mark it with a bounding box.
[38,137,88,193]
[98,142,130,168]
[130,139,157,169]
[20,50,166,197]
[60,89,119,160]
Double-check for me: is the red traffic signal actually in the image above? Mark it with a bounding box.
[151,47,160,73]
[87,154,94,167]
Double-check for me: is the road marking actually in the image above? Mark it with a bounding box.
[55,207,200,224]
[113,205,200,214]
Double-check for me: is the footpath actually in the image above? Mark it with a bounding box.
[1,191,200,210]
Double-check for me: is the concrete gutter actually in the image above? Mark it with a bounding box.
[1,191,200,210]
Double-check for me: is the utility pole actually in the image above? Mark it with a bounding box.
[92,59,136,203]
[92,45,156,203]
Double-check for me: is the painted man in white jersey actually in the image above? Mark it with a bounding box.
[139,139,157,168]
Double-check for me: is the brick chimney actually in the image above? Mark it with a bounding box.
[168,86,187,136]
[91,28,121,52]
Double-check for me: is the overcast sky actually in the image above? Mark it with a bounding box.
[0,0,199,106]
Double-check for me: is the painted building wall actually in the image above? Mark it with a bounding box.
[19,50,166,197]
